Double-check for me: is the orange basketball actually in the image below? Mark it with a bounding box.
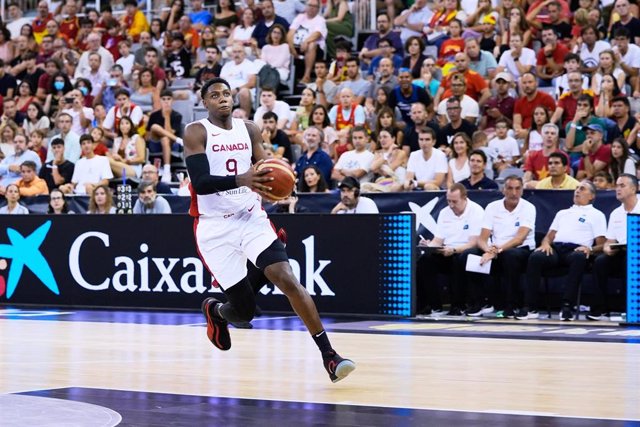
[256,158,296,200]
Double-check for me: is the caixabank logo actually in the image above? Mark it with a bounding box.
[0,221,59,299]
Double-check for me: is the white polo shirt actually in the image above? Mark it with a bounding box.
[551,204,607,248]
[606,199,640,244]
[497,48,536,79]
[407,149,448,183]
[334,149,375,183]
[482,198,536,249]
[435,199,484,247]
[337,196,379,214]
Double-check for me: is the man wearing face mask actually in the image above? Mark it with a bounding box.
[94,65,127,112]
[330,176,379,214]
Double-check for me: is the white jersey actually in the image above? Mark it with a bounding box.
[189,117,257,217]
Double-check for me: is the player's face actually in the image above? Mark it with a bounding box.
[204,83,233,116]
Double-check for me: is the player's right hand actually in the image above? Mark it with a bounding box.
[237,160,274,193]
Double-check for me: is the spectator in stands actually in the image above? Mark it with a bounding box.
[402,102,433,155]
[131,67,161,113]
[59,0,80,46]
[374,105,404,143]
[388,68,433,127]
[0,183,28,214]
[47,188,73,214]
[122,0,149,42]
[0,27,15,66]
[22,103,49,137]
[526,0,571,41]
[565,95,606,167]
[61,134,112,195]
[259,24,291,82]
[365,58,398,106]
[360,12,403,68]
[75,78,95,109]
[610,138,636,182]
[261,111,293,163]
[513,72,556,140]
[594,74,623,118]
[536,26,569,86]
[16,160,48,196]
[309,104,338,149]
[0,133,41,191]
[288,87,315,146]
[329,88,366,131]
[335,57,372,105]
[0,59,16,99]
[609,0,640,44]
[32,0,54,44]
[140,47,166,92]
[593,171,614,190]
[496,32,535,81]
[227,9,256,56]
[577,124,612,180]
[193,26,216,71]
[273,0,305,24]
[287,0,328,84]
[437,73,479,126]
[133,180,172,214]
[307,60,338,107]
[394,0,433,45]
[471,175,536,318]
[331,176,379,214]
[116,40,135,81]
[465,38,496,82]
[298,164,330,193]
[413,57,441,97]
[36,34,55,66]
[94,65,127,112]
[295,127,333,185]
[61,89,94,136]
[43,72,71,120]
[40,137,74,192]
[589,173,639,319]
[524,123,569,188]
[367,128,407,192]
[324,0,353,60]
[551,71,594,129]
[331,126,375,184]
[400,36,426,79]
[254,87,291,129]
[612,28,640,97]
[220,43,257,114]
[140,164,172,195]
[166,32,192,79]
[481,72,515,137]
[460,149,498,190]
[519,180,606,321]
[146,90,183,182]
[35,58,60,102]
[488,118,520,173]
[436,53,490,106]
[133,32,155,67]
[194,46,222,94]
[13,52,44,96]
[28,129,47,163]
[251,0,289,49]
[578,25,610,76]
[87,184,115,214]
[416,183,484,316]
[611,97,637,142]
[0,122,18,156]
[366,38,403,79]
[404,127,447,191]
[212,0,238,39]
[437,97,477,150]
[446,132,472,187]
[535,152,580,190]
[75,32,114,80]
[102,89,144,140]
[109,116,145,179]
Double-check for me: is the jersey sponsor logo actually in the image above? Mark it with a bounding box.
[515,221,520,226]
[463,224,469,230]
[579,217,586,223]
[211,142,249,152]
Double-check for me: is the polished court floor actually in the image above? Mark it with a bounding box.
[1,308,639,426]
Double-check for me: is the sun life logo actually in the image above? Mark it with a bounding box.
[0,221,59,299]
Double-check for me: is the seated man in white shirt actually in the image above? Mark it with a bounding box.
[331,126,375,183]
[519,180,607,321]
[220,42,257,114]
[496,33,536,80]
[330,176,379,214]
[253,87,291,129]
[403,127,448,191]
[59,134,113,195]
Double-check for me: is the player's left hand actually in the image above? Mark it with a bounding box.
[237,159,274,193]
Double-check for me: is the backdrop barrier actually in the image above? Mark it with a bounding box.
[0,214,415,316]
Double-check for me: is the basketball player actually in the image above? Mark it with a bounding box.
[184,77,356,383]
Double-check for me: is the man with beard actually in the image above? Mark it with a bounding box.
[513,72,556,140]
[330,176,379,213]
[132,180,172,214]
[194,46,222,93]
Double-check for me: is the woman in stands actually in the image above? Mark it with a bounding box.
[88,185,116,214]
[324,0,354,59]
[130,68,160,113]
[43,72,73,120]
[446,132,472,188]
[260,24,291,82]
[227,8,257,57]
[375,106,404,147]
[194,25,217,70]
[213,0,238,40]
[0,184,28,215]
[298,165,330,193]
[47,189,74,214]
[150,18,166,51]
[400,36,426,79]
[609,138,636,182]
[498,6,530,54]
[368,128,407,192]
[108,116,146,179]
[0,122,18,158]
[162,0,185,32]
[523,105,551,155]
[366,87,403,132]
[412,57,441,97]
[23,103,50,136]
[0,26,14,64]
[594,73,622,118]
[310,104,338,153]
[15,81,38,114]
[591,50,626,96]
[289,87,316,146]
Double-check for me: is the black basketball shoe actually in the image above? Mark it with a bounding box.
[323,350,356,383]
[201,297,232,351]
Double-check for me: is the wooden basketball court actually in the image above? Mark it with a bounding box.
[1,308,639,426]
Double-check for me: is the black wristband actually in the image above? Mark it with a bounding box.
[186,153,238,194]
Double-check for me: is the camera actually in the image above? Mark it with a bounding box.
[64,97,74,104]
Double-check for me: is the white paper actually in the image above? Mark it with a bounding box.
[465,254,492,274]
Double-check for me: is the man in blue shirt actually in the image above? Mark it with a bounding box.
[188,0,212,30]
[251,0,290,49]
[295,127,333,186]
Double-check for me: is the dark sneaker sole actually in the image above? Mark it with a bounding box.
[201,298,232,351]
[331,359,356,383]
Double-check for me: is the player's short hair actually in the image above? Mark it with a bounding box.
[262,111,278,122]
[200,77,231,99]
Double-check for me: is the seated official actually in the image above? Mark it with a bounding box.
[518,180,606,321]
[416,184,484,316]
[588,174,640,320]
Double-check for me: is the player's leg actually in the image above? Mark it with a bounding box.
[256,240,356,383]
